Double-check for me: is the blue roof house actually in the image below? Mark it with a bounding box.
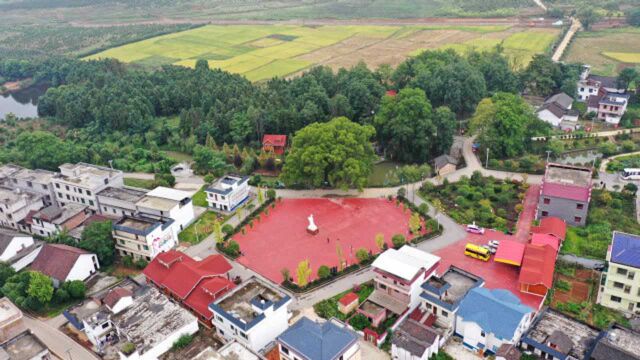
[277,317,359,360]
[455,288,534,355]
[597,231,640,314]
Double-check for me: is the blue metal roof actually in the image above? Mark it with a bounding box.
[277,317,357,360]
[457,288,533,340]
[610,231,640,268]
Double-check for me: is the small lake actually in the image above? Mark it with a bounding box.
[0,83,48,120]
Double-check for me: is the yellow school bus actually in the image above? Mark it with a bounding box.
[464,243,490,261]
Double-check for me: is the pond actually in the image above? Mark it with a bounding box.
[556,149,602,166]
[368,160,403,187]
[0,83,48,120]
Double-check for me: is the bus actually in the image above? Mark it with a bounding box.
[621,168,640,180]
[464,243,490,262]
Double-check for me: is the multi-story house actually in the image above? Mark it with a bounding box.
[0,186,45,230]
[112,215,176,261]
[370,246,441,316]
[135,187,194,236]
[277,317,360,360]
[536,163,592,227]
[29,203,92,237]
[455,288,533,355]
[586,89,630,126]
[597,231,640,315]
[576,65,626,101]
[205,175,250,212]
[96,186,147,218]
[52,163,123,211]
[209,277,292,352]
[419,266,484,331]
[0,164,57,206]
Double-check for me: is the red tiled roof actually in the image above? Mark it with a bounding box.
[262,134,287,147]
[531,217,567,241]
[531,234,560,253]
[103,288,132,309]
[184,277,235,320]
[339,292,359,306]
[541,182,591,202]
[143,250,232,300]
[30,244,91,282]
[494,240,526,266]
[519,244,556,289]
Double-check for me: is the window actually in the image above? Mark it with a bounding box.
[541,211,548,217]
[103,207,107,212]
[65,185,69,191]
[543,198,550,204]
[611,295,622,303]
[576,203,584,210]
[58,192,63,198]
[43,184,47,190]
[120,240,125,245]
[580,87,584,91]
[624,285,631,294]
[240,332,248,339]
[613,282,624,289]
[574,216,582,223]
[628,272,635,280]
[143,245,149,250]
[441,310,448,317]
[89,200,94,206]
[87,190,91,196]
[101,323,109,329]
[55,183,60,189]
[66,194,70,200]
[281,346,289,355]
[425,303,432,309]
[617,268,628,276]
[379,284,387,290]
[27,181,32,188]
[216,315,224,322]
[480,331,485,337]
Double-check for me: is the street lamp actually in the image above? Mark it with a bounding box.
[485,148,490,168]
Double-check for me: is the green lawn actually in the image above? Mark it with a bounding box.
[161,150,193,162]
[178,211,225,244]
[124,177,155,189]
[561,190,640,259]
[191,185,208,207]
[313,282,374,321]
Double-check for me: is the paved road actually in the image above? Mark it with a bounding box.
[24,315,98,360]
[559,254,605,269]
[552,17,581,62]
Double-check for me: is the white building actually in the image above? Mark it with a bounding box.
[370,246,441,314]
[29,203,91,237]
[277,317,360,360]
[205,175,249,212]
[30,243,99,286]
[136,187,194,236]
[112,215,176,261]
[113,286,199,360]
[0,164,57,206]
[577,66,626,101]
[209,277,292,352]
[455,288,533,355]
[0,186,45,230]
[0,228,41,271]
[52,163,124,211]
[97,187,147,218]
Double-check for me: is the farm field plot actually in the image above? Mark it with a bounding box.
[86,24,560,81]
[565,27,640,76]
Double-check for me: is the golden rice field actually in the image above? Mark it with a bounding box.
[86,24,560,81]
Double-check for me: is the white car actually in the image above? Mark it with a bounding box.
[481,245,496,254]
[488,240,500,248]
[466,223,485,234]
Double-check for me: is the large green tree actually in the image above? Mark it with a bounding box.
[79,221,115,266]
[471,92,551,159]
[281,117,376,190]
[375,88,454,163]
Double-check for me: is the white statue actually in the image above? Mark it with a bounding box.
[307,214,318,234]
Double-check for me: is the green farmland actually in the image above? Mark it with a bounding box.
[86,24,560,81]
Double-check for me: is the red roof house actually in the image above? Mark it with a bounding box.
[262,134,287,155]
[531,216,567,242]
[494,240,526,267]
[519,244,556,297]
[338,292,359,315]
[531,233,561,253]
[143,250,234,324]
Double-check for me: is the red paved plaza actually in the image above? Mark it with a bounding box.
[435,185,544,310]
[233,198,413,284]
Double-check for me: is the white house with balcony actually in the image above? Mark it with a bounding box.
[0,187,45,230]
[205,175,250,212]
[135,187,194,236]
[209,277,292,352]
[52,163,123,211]
[112,215,176,261]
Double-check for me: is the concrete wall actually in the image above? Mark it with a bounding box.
[66,253,99,282]
[537,110,562,127]
[537,195,588,227]
[0,235,34,262]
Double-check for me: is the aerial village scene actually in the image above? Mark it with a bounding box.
[1,0,640,359]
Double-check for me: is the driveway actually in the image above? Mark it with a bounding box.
[24,315,99,360]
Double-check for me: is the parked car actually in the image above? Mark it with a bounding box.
[466,223,485,234]
[488,240,500,248]
[481,245,496,254]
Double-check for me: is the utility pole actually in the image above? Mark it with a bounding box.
[485,148,490,168]
[546,150,552,163]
